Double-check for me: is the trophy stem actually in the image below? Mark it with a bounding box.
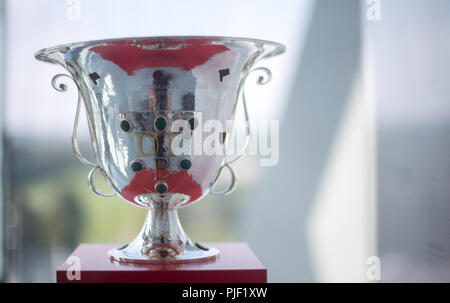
[108,203,219,263]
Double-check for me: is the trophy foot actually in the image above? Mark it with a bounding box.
[107,203,220,264]
[108,242,219,264]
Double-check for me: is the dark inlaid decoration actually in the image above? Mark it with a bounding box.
[152,70,170,110]
[195,243,209,251]
[179,159,192,170]
[219,132,227,144]
[154,116,167,131]
[153,70,163,80]
[156,133,166,157]
[158,235,167,244]
[158,250,169,258]
[135,112,155,131]
[188,117,198,130]
[155,158,169,169]
[155,183,168,194]
[89,72,101,85]
[219,68,230,82]
[120,120,131,132]
[182,93,195,110]
[131,161,144,172]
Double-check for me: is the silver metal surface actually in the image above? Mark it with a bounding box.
[108,205,219,263]
[36,36,285,263]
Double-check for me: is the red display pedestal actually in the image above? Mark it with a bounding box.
[57,242,267,283]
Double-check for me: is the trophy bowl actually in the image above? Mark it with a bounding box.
[35,36,285,263]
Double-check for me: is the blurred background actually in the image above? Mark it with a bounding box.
[0,0,449,282]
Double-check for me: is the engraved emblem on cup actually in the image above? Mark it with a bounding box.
[35,37,285,262]
[116,110,205,208]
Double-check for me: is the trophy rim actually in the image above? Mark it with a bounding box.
[34,35,286,63]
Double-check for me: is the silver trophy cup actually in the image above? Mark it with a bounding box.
[35,36,285,263]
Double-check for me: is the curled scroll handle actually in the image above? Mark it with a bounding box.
[209,67,272,196]
[51,74,116,197]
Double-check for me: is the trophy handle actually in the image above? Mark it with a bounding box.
[52,73,116,198]
[209,163,237,196]
[209,67,272,196]
[88,166,116,197]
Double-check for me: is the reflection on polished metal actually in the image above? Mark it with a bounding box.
[111,201,219,263]
[35,36,285,263]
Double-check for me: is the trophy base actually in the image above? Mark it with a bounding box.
[107,205,219,263]
[108,243,220,264]
[57,243,266,283]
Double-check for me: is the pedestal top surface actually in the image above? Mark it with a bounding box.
[57,242,267,283]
